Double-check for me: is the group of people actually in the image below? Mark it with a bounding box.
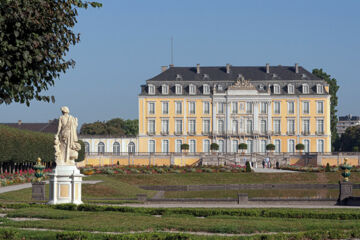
[262,157,271,168]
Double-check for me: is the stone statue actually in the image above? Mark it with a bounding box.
[54,106,81,165]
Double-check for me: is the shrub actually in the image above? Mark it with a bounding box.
[266,144,275,151]
[53,204,77,211]
[296,143,305,151]
[56,231,90,240]
[325,163,331,172]
[180,144,189,151]
[210,143,219,151]
[245,161,251,172]
[238,143,247,152]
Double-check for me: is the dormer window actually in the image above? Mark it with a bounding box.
[175,84,182,95]
[288,84,294,94]
[203,84,210,94]
[316,84,323,94]
[273,84,280,94]
[203,74,209,80]
[148,84,155,95]
[218,85,223,91]
[259,84,264,90]
[189,84,196,95]
[162,84,169,95]
[176,74,182,80]
[301,74,307,79]
[302,84,309,94]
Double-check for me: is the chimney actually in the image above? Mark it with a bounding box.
[226,64,231,74]
[266,63,270,74]
[161,66,168,72]
[295,63,299,74]
[196,64,200,74]
[18,120,22,125]
[169,64,174,68]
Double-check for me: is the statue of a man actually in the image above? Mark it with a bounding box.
[54,106,81,165]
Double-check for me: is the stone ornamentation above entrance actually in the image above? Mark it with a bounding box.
[228,74,256,90]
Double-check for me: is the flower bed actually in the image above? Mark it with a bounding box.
[279,165,343,172]
[0,169,52,187]
[80,165,246,175]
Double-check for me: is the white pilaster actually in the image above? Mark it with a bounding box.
[253,101,259,132]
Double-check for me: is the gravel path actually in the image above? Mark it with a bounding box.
[252,168,296,173]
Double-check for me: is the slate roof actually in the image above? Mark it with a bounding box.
[147,65,322,82]
[1,119,58,134]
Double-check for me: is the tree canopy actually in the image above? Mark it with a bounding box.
[80,118,138,136]
[312,68,339,149]
[0,0,101,106]
[338,125,360,152]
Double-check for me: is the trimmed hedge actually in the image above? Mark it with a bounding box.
[0,125,85,163]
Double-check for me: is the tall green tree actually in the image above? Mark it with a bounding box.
[80,118,138,136]
[0,0,101,106]
[339,125,360,152]
[312,68,340,150]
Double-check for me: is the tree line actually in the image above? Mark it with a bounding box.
[80,118,138,136]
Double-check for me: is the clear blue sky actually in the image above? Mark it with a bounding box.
[1,0,359,127]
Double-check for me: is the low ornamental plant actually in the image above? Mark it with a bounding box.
[0,168,51,187]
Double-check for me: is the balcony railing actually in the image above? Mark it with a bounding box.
[147,131,155,136]
[187,131,196,136]
[287,131,295,136]
[316,131,324,135]
[160,131,169,136]
[201,131,211,136]
[302,131,310,136]
[174,131,183,136]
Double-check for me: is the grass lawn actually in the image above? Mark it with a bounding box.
[3,206,360,235]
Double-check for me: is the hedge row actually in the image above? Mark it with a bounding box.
[3,227,360,240]
[0,125,84,163]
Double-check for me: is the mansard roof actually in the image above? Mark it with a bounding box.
[147,65,322,82]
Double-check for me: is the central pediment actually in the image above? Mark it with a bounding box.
[228,75,257,91]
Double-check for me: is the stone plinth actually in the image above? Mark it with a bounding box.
[48,165,83,205]
[32,182,46,201]
[238,193,248,204]
[338,181,353,205]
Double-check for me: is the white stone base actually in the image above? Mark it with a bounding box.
[48,165,84,205]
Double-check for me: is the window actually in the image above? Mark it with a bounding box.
[203,140,210,153]
[128,142,135,153]
[218,119,225,134]
[232,102,238,114]
[246,140,253,153]
[288,101,295,114]
[203,101,210,114]
[274,140,281,153]
[303,139,310,153]
[188,119,196,134]
[288,84,294,94]
[175,102,182,114]
[189,102,196,114]
[246,102,253,114]
[273,119,281,134]
[162,140,169,153]
[189,84,196,95]
[162,84,168,95]
[219,140,225,152]
[274,101,281,114]
[317,119,324,134]
[260,102,267,114]
[303,101,310,114]
[288,139,295,153]
[148,102,155,114]
[189,140,196,153]
[218,102,225,114]
[175,140,182,153]
[317,139,324,153]
[84,142,90,153]
[203,119,210,134]
[232,120,238,133]
[303,119,310,134]
[246,119,253,134]
[274,84,280,94]
[175,120,183,134]
[148,84,155,95]
[161,119,169,134]
[260,120,267,134]
[260,140,267,153]
[232,140,239,153]
[302,84,309,94]
[148,119,155,134]
[175,84,182,94]
[148,140,155,153]
[317,101,324,114]
[287,119,295,134]
[98,142,105,154]
[162,102,169,114]
[203,84,210,94]
[317,84,323,94]
[113,142,120,155]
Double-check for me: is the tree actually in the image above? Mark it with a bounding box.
[238,143,247,154]
[80,118,138,136]
[312,68,339,150]
[339,125,360,152]
[181,144,189,151]
[245,161,252,172]
[266,144,275,152]
[296,143,305,154]
[210,143,219,151]
[0,0,102,106]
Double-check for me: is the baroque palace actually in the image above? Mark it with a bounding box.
[138,63,331,154]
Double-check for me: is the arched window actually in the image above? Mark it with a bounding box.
[84,142,90,153]
[189,140,196,153]
[128,142,135,153]
[317,140,324,153]
[98,142,105,154]
[113,142,120,155]
[203,140,210,153]
[148,140,155,153]
[303,139,310,153]
[274,140,281,153]
[219,140,225,153]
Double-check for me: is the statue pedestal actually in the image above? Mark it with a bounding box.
[48,165,83,205]
[338,181,353,205]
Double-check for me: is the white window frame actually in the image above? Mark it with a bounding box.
[303,139,310,153]
[260,140,267,153]
[260,102,267,114]
[148,84,155,95]
[273,119,281,134]
[316,101,324,114]
[274,84,280,94]
[189,84,196,95]
[302,101,310,114]
[162,101,169,114]
[232,119,238,133]
[203,140,210,153]
[317,119,324,134]
[162,140,169,153]
[188,119,196,134]
[246,102,253,114]
[316,84,323,94]
[189,101,196,114]
[246,119,253,134]
[218,119,225,134]
[148,140,155,153]
[317,139,324,153]
[288,101,295,114]
[175,101,182,114]
[302,84,309,94]
[274,140,281,153]
[148,119,155,134]
[218,102,225,114]
[175,140,182,153]
[287,84,294,94]
[203,119,210,134]
[288,139,295,153]
[232,102,238,114]
[98,142,105,154]
[203,84,210,94]
[218,140,225,152]
[113,142,120,154]
[232,140,239,153]
[175,119,183,134]
[287,119,295,134]
[260,119,267,134]
[162,84,169,95]
[302,119,310,134]
[161,119,169,134]
[148,102,155,114]
[274,101,281,114]
[84,142,90,153]
[189,140,196,153]
[175,84,182,95]
[203,101,210,114]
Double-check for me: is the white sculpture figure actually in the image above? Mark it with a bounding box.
[55,106,81,165]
